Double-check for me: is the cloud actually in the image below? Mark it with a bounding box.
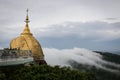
[105,18,118,21]
[43,47,120,73]
[1,21,120,51]
[0,46,3,49]
[104,18,120,23]
[37,21,120,41]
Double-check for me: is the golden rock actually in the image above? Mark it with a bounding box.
[10,10,44,63]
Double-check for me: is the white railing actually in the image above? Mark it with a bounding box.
[0,49,33,66]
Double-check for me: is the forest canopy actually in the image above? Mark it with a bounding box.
[0,65,96,80]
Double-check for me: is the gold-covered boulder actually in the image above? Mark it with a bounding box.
[10,10,46,64]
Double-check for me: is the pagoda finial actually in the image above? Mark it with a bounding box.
[27,8,28,14]
[21,9,32,35]
[25,8,30,23]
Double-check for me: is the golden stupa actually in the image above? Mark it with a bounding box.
[10,10,46,64]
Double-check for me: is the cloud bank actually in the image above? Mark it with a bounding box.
[38,21,120,41]
[43,47,120,73]
[1,21,120,51]
[36,21,120,51]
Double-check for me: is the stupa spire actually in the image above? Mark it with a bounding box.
[25,8,30,23]
[21,9,32,35]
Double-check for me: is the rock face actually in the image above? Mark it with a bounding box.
[10,11,46,64]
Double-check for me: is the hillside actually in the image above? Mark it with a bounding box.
[69,52,120,80]
[0,65,96,80]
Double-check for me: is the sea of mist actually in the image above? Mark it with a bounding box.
[43,47,120,73]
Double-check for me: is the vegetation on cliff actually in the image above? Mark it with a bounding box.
[0,65,96,80]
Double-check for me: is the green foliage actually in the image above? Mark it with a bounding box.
[0,65,96,80]
[0,71,6,80]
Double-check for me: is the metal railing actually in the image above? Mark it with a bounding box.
[0,49,33,66]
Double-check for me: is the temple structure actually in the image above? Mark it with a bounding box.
[10,9,46,64]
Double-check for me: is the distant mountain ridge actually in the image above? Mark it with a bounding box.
[94,51,120,64]
[96,51,120,55]
[69,51,120,80]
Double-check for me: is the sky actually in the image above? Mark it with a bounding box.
[0,0,120,51]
